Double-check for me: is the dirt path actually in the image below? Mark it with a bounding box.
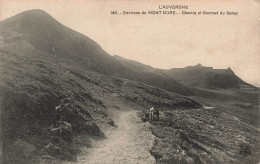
[73,110,155,164]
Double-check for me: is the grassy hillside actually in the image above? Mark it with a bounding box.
[144,106,259,163]
[0,50,106,163]
[0,32,200,163]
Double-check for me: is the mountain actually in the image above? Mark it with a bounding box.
[0,10,201,163]
[167,64,254,89]
[114,56,254,90]
[0,9,192,96]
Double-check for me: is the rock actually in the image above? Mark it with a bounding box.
[49,121,72,141]
[108,120,115,126]
[44,143,61,155]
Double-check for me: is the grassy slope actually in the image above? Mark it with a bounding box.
[138,86,259,163]
[0,37,200,163]
[148,106,259,164]
[114,39,260,164]
[0,49,106,163]
[139,86,259,163]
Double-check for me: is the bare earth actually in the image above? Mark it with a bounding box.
[68,110,155,164]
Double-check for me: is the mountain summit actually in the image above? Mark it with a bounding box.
[0,9,103,63]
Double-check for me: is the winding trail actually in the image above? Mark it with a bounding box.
[74,110,155,164]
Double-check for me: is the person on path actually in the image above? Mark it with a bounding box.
[149,107,155,120]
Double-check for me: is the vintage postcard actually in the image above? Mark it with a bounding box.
[0,0,259,163]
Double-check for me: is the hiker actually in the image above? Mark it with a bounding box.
[149,107,155,120]
[154,108,160,120]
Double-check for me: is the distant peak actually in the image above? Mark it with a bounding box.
[193,63,204,67]
[227,67,233,72]
[184,64,213,70]
[18,9,54,20]
[21,9,49,15]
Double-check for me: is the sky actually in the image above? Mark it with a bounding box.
[0,0,259,86]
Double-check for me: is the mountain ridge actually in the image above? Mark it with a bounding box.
[114,55,255,90]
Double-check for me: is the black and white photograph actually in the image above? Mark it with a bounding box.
[0,0,259,163]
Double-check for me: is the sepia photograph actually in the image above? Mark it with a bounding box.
[0,0,259,163]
